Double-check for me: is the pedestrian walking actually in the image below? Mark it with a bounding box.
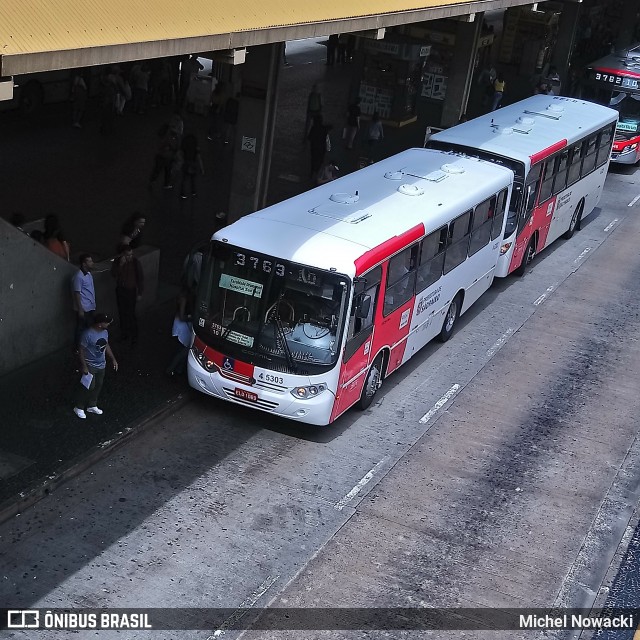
[179,133,205,199]
[149,120,181,189]
[119,213,146,249]
[72,253,96,348]
[491,73,506,111]
[366,112,384,162]
[304,83,323,140]
[111,244,144,345]
[74,313,118,419]
[344,98,361,149]
[316,160,339,185]
[546,66,562,96]
[326,34,338,66]
[179,55,204,107]
[166,288,194,377]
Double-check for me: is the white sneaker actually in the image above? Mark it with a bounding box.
[86,406,103,415]
[74,407,87,419]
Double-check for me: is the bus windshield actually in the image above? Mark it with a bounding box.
[610,92,640,138]
[195,241,349,374]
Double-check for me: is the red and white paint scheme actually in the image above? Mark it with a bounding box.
[188,148,512,425]
[429,95,617,276]
[585,45,640,165]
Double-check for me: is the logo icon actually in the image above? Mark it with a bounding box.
[7,610,40,628]
[222,357,235,371]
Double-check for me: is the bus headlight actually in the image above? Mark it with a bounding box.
[291,384,327,399]
[191,345,215,372]
[629,144,638,151]
[500,242,513,255]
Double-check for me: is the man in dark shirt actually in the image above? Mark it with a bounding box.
[345,98,361,149]
[111,244,144,345]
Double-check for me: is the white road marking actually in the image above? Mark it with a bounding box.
[534,285,556,306]
[210,575,280,637]
[419,384,461,425]
[628,194,640,207]
[604,219,618,232]
[486,328,515,358]
[574,247,591,263]
[334,458,387,511]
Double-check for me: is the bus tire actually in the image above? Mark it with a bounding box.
[19,81,44,115]
[358,355,383,410]
[514,237,536,277]
[563,200,584,239]
[438,293,461,343]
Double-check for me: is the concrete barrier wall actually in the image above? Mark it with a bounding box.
[0,218,159,377]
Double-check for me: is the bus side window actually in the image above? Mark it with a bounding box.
[581,135,598,175]
[490,189,507,240]
[468,196,494,256]
[596,124,615,167]
[416,226,447,293]
[443,210,471,275]
[383,245,418,316]
[567,144,583,186]
[538,157,555,204]
[552,150,569,195]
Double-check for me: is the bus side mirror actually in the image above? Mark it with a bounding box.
[355,294,371,319]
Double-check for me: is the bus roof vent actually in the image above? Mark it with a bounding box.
[547,103,564,114]
[398,184,425,196]
[424,170,446,182]
[329,192,360,204]
[384,170,405,180]
[517,116,535,125]
[441,163,465,174]
[494,126,514,135]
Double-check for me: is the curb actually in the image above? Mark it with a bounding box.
[0,392,190,527]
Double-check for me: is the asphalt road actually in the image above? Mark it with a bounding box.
[2,162,640,639]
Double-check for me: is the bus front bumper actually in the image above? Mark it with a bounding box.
[187,354,335,426]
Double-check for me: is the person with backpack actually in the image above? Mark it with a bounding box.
[304,84,323,141]
[149,119,181,189]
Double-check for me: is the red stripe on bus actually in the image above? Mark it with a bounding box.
[592,66,640,79]
[355,223,425,275]
[530,139,568,165]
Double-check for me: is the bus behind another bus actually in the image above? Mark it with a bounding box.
[428,95,617,277]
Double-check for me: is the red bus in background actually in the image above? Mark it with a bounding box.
[584,44,640,164]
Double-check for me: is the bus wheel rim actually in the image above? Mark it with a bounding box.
[445,301,457,331]
[366,365,380,397]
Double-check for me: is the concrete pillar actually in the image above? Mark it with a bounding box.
[227,42,282,224]
[440,14,484,128]
[550,1,581,94]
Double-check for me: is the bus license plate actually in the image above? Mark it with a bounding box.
[234,388,258,402]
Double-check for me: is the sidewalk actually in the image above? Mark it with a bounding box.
[0,296,194,516]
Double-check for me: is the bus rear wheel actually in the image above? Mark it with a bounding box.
[514,237,536,277]
[358,355,383,410]
[563,200,584,239]
[438,294,461,342]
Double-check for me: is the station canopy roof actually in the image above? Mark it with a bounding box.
[1,0,532,76]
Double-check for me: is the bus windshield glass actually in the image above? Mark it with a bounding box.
[195,242,349,374]
[610,92,640,138]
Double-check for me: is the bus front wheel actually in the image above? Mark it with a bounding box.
[358,355,383,410]
[563,200,584,239]
[438,294,461,342]
[514,237,536,277]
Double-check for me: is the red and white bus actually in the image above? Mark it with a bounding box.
[189,148,513,425]
[584,44,640,165]
[428,95,617,276]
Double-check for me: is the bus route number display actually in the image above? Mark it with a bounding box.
[234,252,286,276]
[592,71,640,90]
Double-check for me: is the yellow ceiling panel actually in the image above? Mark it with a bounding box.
[0,0,474,56]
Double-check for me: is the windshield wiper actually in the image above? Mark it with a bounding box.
[273,309,297,374]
